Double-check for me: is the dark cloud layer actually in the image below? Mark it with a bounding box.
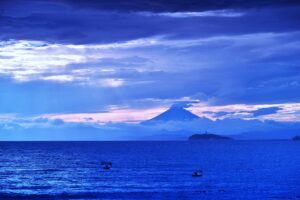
[40,0,300,12]
[0,1,300,44]
[204,107,283,118]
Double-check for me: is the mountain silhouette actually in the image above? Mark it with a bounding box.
[143,106,199,123]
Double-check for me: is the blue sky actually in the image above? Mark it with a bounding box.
[0,0,300,139]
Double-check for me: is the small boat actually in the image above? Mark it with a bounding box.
[192,170,203,177]
[103,165,110,170]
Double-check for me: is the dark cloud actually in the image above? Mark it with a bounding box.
[3,0,300,13]
[0,1,299,44]
[203,111,236,117]
[171,101,198,109]
[252,107,282,117]
[203,107,283,118]
[61,0,300,12]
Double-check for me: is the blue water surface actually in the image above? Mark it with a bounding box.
[0,141,299,199]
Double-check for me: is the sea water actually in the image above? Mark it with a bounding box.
[0,141,299,199]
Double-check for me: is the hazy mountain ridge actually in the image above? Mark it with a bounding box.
[1,106,300,140]
[141,106,300,140]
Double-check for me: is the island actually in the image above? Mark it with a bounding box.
[188,133,233,141]
[292,136,300,141]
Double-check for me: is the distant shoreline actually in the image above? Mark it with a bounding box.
[0,139,295,142]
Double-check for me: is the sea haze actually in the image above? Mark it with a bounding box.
[0,141,299,199]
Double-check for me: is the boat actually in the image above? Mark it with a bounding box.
[292,136,300,141]
[192,170,203,177]
[103,165,111,170]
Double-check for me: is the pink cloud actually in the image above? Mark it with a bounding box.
[41,103,300,124]
[44,107,166,123]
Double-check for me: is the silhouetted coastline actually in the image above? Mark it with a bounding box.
[188,133,233,141]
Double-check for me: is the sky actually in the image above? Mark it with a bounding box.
[0,0,300,140]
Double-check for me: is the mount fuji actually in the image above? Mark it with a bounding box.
[143,105,199,124]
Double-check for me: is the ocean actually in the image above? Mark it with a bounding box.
[0,141,299,200]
